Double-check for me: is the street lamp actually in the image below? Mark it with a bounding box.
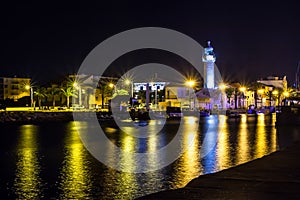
[283,91,289,97]
[25,85,33,108]
[124,79,133,98]
[73,82,82,106]
[218,83,227,90]
[239,86,246,108]
[218,83,227,109]
[185,79,195,110]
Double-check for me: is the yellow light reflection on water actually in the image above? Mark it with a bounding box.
[216,115,231,170]
[59,122,92,199]
[255,114,267,158]
[172,116,201,188]
[14,125,42,199]
[236,115,250,165]
[103,132,139,199]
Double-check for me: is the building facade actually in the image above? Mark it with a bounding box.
[0,77,31,101]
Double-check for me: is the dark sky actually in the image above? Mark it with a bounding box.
[1,2,299,85]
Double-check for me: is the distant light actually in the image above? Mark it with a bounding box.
[257,89,264,94]
[239,87,246,92]
[124,79,131,85]
[25,85,30,90]
[185,80,195,87]
[283,91,289,97]
[219,83,226,90]
[109,83,114,88]
[272,90,279,95]
[73,82,79,89]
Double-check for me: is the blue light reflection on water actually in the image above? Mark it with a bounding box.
[1,114,299,199]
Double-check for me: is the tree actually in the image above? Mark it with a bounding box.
[98,82,114,108]
[61,86,78,108]
[249,82,264,108]
[34,87,47,109]
[48,87,61,108]
[225,87,235,107]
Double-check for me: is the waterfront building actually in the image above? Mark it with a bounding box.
[0,76,31,101]
[69,74,117,109]
[257,76,287,90]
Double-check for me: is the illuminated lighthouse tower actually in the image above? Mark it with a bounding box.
[202,41,216,89]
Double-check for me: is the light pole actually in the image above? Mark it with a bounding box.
[185,80,195,110]
[73,83,82,106]
[25,85,34,108]
[239,86,246,108]
[219,83,227,110]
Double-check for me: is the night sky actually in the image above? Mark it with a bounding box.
[1,2,299,85]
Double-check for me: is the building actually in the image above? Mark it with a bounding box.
[0,77,31,101]
[257,76,287,90]
[69,74,117,109]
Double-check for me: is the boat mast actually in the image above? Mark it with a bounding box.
[296,61,300,91]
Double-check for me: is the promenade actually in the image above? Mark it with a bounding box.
[140,141,300,199]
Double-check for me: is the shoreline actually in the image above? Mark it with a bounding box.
[139,141,300,199]
[0,111,114,123]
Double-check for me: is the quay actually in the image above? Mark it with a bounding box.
[140,141,300,199]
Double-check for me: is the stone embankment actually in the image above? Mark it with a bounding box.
[0,111,114,123]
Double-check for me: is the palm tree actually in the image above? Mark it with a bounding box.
[48,87,60,108]
[249,82,264,108]
[225,87,235,108]
[34,87,47,109]
[61,86,78,108]
[98,82,114,108]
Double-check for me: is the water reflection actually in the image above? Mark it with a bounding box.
[172,116,202,188]
[59,122,93,199]
[6,113,293,199]
[236,115,250,165]
[14,125,42,199]
[216,115,231,170]
[255,114,268,158]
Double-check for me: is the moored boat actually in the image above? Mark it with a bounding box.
[276,97,300,126]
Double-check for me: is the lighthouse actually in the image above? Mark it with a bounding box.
[202,41,216,89]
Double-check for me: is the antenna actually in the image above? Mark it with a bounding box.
[296,61,300,90]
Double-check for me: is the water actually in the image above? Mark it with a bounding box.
[1,114,299,199]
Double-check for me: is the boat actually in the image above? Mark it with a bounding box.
[200,109,210,117]
[226,109,245,118]
[246,105,258,117]
[166,106,183,118]
[276,97,300,126]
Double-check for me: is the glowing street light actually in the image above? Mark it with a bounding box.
[25,84,33,107]
[124,79,133,97]
[219,83,227,90]
[272,90,279,95]
[73,82,82,105]
[283,91,290,97]
[239,86,246,92]
[257,89,264,94]
[109,83,114,88]
[185,80,195,87]
[185,79,195,110]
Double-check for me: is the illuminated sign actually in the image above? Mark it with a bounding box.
[133,82,166,91]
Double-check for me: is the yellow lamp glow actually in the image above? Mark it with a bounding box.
[272,90,279,95]
[186,80,195,87]
[283,91,289,97]
[239,87,246,92]
[109,83,114,88]
[219,83,226,90]
[124,79,131,85]
[257,89,264,94]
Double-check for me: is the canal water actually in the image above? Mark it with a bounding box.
[1,114,299,199]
